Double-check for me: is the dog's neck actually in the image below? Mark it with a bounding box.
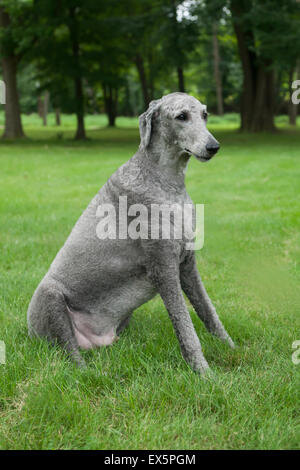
[142,139,191,182]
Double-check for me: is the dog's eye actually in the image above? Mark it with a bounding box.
[176,112,188,121]
[203,111,208,121]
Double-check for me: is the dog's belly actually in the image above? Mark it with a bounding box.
[105,275,157,316]
[67,275,156,350]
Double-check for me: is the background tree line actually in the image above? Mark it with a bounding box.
[0,0,299,140]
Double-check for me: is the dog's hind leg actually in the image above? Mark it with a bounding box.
[116,312,133,336]
[180,254,234,348]
[27,280,86,367]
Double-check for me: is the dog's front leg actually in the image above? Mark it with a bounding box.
[180,253,234,348]
[145,247,210,374]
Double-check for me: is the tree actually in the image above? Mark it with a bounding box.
[229,0,300,132]
[38,91,49,126]
[159,0,199,93]
[0,2,24,138]
[167,0,186,92]
[32,0,105,139]
[229,0,276,131]
[200,0,300,130]
[118,0,159,110]
[68,3,86,139]
[212,22,224,115]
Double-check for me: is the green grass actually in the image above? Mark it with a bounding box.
[0,113,299,450]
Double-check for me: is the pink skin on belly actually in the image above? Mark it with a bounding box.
[67,308,119,350]
[74,329,93,350]
[74,327,119,350]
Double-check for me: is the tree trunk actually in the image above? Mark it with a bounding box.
[68,6,86,140]
[55,108,61,126]
[103,84,117,127]
[177,67,185,93]
[289,66,299,126]
[212,23,224,116]
[249,65,276,132]
[42,91,49,126]
[38,96,43,117]
[232,16,255,130]
[0,7,24,139]
[84,79,98,114]
[135,54,150,110]
[74,78,86,140]
[148,51,155,101]
[170,0,185,93]
[230,0,276,132]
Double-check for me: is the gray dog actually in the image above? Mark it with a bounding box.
[27,92,234,374]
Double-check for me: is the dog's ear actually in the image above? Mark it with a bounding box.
[139,99,161,150]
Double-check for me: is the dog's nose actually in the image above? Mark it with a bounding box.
[206,142,220,155]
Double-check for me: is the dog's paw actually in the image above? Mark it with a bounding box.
[220,334,235,349]
[227,337,235,349]
[200,367,216,381]
[192,358,210,376]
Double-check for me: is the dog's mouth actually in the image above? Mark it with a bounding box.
[184,148,212,162]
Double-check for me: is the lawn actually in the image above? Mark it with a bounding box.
[0,113,299,450]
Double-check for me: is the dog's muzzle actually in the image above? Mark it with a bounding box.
[205,142,220,156]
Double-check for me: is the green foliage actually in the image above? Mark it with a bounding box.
[245,0,300,67]
[18,63,39,114]
[2,0,299,121]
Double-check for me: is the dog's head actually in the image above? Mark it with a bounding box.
[139,93,220,162]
